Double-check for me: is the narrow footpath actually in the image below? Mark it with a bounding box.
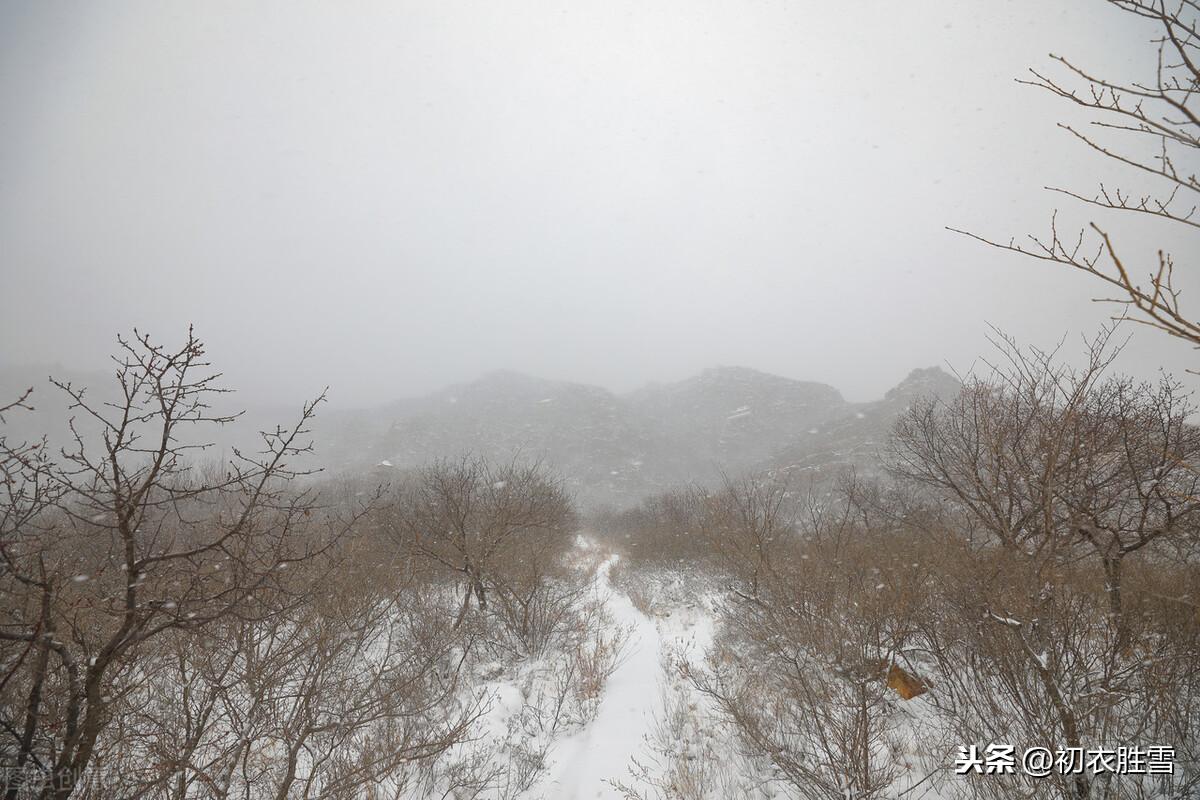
[540,554,663,799]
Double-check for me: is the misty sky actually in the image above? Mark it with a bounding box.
[1,0,1196,408]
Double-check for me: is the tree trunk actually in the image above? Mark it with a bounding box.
[6,589,52,800]
[1103,554,1127,651]
[472,574,487,611]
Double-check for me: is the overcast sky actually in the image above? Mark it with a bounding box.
[1,0,1196,407]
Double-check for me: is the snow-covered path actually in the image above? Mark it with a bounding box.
[540,554,662,799]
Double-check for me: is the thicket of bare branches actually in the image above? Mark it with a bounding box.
[597,330,1200,800]
[0,329,371,799]
[893,328,1200,640]
[593,488,714,580]
[666,477,939,800]
[74,533,487,800]
[0,332,623,800]
[891,330,1200,800]
[384,455,583,657]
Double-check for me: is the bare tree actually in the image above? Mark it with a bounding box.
[890,329,1200,800]
[891,328,1200,645]
[0,328,360,799]
[390,455,577,634]
[952,1,1200,352]
[695,475,792,599]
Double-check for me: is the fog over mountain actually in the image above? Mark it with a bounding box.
[5,3,1200,797]
[2,0,1197,408]
[318,364,965,508]
[0,361,957,509]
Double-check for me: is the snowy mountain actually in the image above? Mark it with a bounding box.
[0,363,960,510]
[363,370,694,505]
[627,366,850,473]
[317,366,959,509]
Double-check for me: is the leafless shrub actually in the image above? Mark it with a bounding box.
[488,547,589,660]
[569,618,631,713]
[684,532,934,800]
[387,455,580,656]
[592,488,714,571]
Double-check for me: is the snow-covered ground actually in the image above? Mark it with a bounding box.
[539,555,664,798]
[436,543,700,800]
[458,538,944,800]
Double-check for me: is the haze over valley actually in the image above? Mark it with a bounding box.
[2,2,1198,799]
